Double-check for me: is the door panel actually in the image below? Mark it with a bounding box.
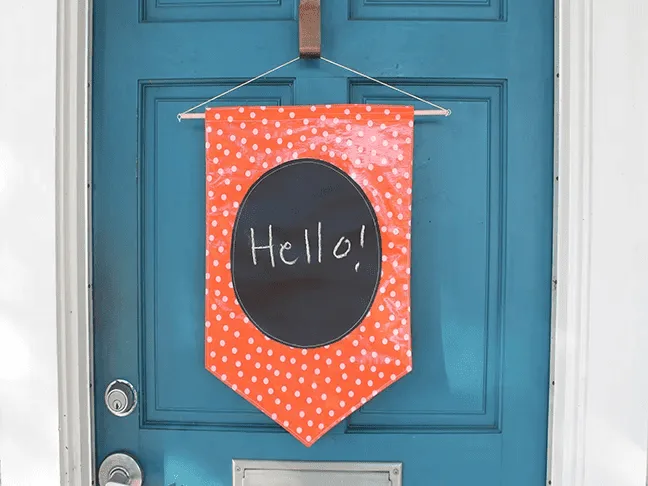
[140,83,294,430]
[141,0,296,22]
[92,0,554,483]
[347,81,505,432]
[348,0,505,21]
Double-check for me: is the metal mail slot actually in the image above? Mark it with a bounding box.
[232,459,402,486]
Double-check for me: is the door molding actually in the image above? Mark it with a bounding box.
[54,1,645,485]
[55,0,94,484]
[546,0,593,484]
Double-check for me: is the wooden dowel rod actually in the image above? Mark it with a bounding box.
[179,108,450,120]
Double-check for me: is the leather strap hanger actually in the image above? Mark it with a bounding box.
[299,0,321,58]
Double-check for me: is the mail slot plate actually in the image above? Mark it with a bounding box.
[232,459,402,486]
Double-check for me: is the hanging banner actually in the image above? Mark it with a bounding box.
[204,104,414,446]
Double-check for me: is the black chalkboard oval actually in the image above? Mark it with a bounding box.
[230,158,382,348]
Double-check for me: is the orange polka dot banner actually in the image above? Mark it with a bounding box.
[204,104,414,446]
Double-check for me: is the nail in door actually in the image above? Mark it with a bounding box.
[91,0,554,483]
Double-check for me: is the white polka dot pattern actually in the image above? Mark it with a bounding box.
[204,104,414,447]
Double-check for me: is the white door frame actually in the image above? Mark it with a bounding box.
[54,0,648,485]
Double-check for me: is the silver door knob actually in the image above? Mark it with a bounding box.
[106,467,130,486]
[98,452,143,486]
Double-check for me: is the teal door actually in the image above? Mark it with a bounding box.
[92,0,554,484]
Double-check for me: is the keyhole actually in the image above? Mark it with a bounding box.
[104,379,137,417]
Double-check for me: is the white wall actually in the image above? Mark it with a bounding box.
[584,1,648,484]
[0,2,61,485]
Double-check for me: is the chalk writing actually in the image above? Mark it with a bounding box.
[250,225,275,267]
[333,237,352,259]
[249,222,367,272]
[279,241,298,265]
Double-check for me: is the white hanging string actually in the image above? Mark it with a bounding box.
[320,57,450,115]
[177,57,300,121]
[177,56,451,121]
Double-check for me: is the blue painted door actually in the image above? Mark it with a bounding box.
[92,0,554,484]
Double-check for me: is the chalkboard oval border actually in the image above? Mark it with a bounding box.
[230,157,383,349]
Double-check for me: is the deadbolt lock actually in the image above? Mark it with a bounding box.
[105,379,137,417]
